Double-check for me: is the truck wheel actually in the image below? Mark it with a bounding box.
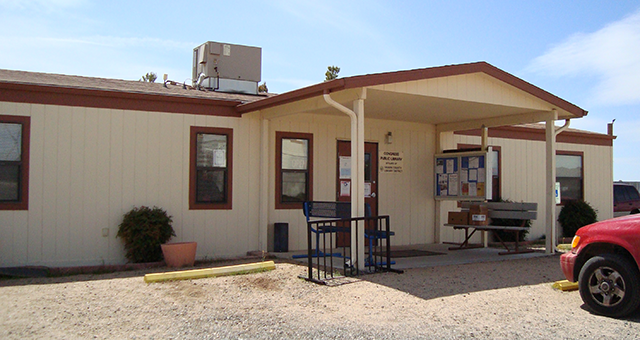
[578,254,640,317]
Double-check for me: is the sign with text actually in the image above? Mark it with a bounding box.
[380,151,404,173]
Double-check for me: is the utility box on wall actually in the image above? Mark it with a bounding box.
[274,223,289,252]
[192,41,262,94]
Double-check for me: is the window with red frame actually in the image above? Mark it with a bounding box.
[0,115,29,210]
[557,152,583,202]
[276,132,312,209]
[189,126,232,210]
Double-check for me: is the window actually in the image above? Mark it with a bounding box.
[489,147,500,201]
[189,127,232,210]
[614,184,640,204]
[557,151,583,203]
[276,131,312,209]
[0,115,29,210]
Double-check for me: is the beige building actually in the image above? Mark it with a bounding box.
[0,60,614,268]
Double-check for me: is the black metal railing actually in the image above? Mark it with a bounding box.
[304,215,402,284]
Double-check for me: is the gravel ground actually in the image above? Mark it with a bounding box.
[1,254,640,339]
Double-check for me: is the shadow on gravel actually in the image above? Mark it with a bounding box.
[0,257,277,288]
[579,304,640,321]
[358,254,567,300]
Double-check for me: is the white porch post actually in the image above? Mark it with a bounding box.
[545,111,571,254]
[481,126,489,247]
[481,125,489,150]
[545,111,558,254]
[353,89,366,270]
[259,115,269,252]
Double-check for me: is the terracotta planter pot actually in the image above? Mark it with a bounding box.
[161,242,197,268]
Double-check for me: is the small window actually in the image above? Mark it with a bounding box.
[276,132,312,209]
[0,116,29,210]
[189,127,232,210]
[627,186,640,201]
[614,185,626,203]
[557,152,583,203]
[364,153,371,182]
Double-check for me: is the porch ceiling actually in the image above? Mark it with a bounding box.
[318,88,537,125]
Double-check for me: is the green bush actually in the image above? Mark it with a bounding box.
[490,199,531,242]
[116,206,175,263]
[558,200,598,238]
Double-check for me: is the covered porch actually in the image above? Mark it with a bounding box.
[238,62,587,271]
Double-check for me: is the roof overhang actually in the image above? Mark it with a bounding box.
[0,81,242,117]
[237,62,588,131]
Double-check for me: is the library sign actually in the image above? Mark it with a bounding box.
[380,151,404,173]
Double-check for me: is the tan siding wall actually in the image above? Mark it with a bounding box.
[0,98,612,267]
[442,133,613,242]
[0,102,261,267]
[371,73,553,111]
[268,114,436,251]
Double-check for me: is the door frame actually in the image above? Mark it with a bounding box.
[336,140,379,247]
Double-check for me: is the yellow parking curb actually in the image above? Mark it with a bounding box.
[552,279,579,291]
[144,261,276,283]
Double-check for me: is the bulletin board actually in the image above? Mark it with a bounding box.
[434,148,493,201]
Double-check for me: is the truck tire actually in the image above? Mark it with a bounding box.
[578,254,640,317]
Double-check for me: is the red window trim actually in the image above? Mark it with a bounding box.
[276,131,313,210]
[189,126,233,210]
[0,115,30,211]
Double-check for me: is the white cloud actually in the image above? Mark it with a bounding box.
[528,10,640,106]
[0,35,194,51]
[267,77,317,93]
[0,0,85,11]
[271,0,387,43]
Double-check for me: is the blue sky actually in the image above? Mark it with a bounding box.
[1,0,639,180]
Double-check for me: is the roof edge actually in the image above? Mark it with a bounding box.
[456,125,614,147]
[0,81,242,116]
[237,62,588,118]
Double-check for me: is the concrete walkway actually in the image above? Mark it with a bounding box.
[276,243,552,271]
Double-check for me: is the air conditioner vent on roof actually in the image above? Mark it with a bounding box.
[192,41,262,95]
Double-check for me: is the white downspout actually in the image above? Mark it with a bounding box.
[323,90,366,271]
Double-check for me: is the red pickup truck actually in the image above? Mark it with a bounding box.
[560,214,640,317]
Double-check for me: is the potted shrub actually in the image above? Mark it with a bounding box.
[117,206,176,263]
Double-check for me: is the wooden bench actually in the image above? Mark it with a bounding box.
[444,202,537,255]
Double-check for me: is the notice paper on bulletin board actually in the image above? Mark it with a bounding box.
[434,148,492,201]
[460,154,485,198]
[435,157,458,197]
